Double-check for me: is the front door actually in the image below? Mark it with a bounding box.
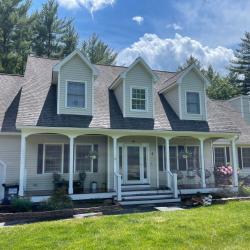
[119,144,149,184]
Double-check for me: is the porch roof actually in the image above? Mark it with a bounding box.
[0,55,242,135]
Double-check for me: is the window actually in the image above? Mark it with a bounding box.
[67,81,86,108]
[214,147,230,167]
[186,92,200,114]
[158,145,200,171]
[75,144,98,173]
[131,87,147,111]
[44,145,62,173]
[238,147,250,168]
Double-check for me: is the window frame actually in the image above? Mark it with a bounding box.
[130,86,148,112]
[42,143,64,174]
[74,143,98,173]
[185,91,201,115]
[213,146,231,167]
[158,144,200,171]
[238,147,250,169]
[65,80,87,109]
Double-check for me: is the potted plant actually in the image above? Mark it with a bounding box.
[214,164,233,186]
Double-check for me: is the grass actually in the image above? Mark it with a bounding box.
[0,201,250,250]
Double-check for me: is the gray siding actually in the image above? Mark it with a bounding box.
[180,69,207,120]
[164,85,179,116]
[124,63,154,118]
[0,135,20,184]
[25,134,107,193]
[58,54,93,115]
[242,96,250,124]
[114,80,124,113]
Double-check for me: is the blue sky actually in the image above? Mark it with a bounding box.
[31,0,250,74]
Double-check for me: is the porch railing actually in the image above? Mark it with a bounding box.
[114,172,122,201]
[167,170,178,198]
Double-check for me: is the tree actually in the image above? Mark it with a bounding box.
[60,22,78,57]
[177,55,202,71]
[230,32,250,95]
[0,0,32,74]
[32,0,70,58]
[81,33,117,65]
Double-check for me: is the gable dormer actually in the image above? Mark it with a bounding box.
[110,57,158,118]
[53,50,98,116]
[159,64,209,121]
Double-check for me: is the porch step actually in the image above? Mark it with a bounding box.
[121,184,151,191]
[121,189,172,196]
[122,194,174,200]
[119,198,181,206]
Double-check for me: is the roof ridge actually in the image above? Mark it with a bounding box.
[0,72,24,77]
[29,54,61,61]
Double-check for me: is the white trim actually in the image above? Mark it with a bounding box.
[129,86,148,112]
[0,161,6,201]
[65,80,87,109]
[185,91,202,115]
[180,187,238,195]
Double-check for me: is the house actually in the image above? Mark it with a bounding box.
[0,50,249,205]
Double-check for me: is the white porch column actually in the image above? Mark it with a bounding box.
[19,133,27,196]
[231,137,239,187]
[113,136,118,189]
[164,137,170,187]
[199,138,206,188]
[68,136,75,195]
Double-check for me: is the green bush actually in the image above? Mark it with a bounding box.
[45,187,73,210]
[11,197,33,212]
[238,183,250,197]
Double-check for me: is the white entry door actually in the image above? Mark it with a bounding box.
[0,161,6,201]
[119,144,149,184]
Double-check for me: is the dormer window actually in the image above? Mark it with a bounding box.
[66,81,86,108]
[130,87,147,111]
[186,91,200,114]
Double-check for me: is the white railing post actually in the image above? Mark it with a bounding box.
[231,137,239,187]
[113,136,118,190]
[199,138,206,188]
[173,173,178,198]
[164,137,170,187]
[68,135,75,195]
[117,174,122,201]
[19,133,27,196]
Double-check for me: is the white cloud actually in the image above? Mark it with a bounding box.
[132,16,144,25]
[57,0,115,13]
[166,23,182,31]
[116,33,234,74]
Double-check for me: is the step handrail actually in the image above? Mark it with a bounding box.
[114,172,122,201]
[166,170,178,198]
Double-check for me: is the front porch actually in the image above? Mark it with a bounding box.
[18,128,239,204]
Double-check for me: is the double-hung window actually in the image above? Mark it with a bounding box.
[67,81,86,108]
[238,147,250,168]
[75,144,98,173]
[213,147,230,167]
[186,92,200,114]
[44,144,63,173]
[131,87,147,111]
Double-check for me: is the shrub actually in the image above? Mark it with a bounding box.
[238,183,250,197]
[11,197,33,212]
[46,187,73,210]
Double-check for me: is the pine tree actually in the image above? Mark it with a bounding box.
[32,0,69,58]
[0,0,32,74]
[60,21,78,57]
[230,32,250,95]
[81,33,117,65]
[177,55,202,71]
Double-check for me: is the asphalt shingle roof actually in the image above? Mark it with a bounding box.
[0,55,244,135]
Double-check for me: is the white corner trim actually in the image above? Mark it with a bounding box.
[65,80,87,110]
[129,86,148,112]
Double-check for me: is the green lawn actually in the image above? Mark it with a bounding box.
[0,202,250,250]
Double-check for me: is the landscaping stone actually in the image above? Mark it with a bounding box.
[73,212,102,218]
[155,206,184,212]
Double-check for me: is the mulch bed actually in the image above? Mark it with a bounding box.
[0,204,121,223]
